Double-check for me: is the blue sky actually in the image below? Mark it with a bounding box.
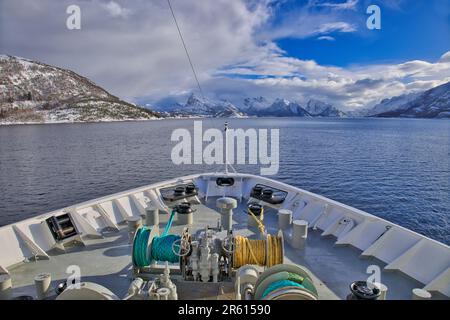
[1,0,449,110]
[272,0,449,67]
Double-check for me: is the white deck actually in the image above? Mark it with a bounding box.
[1,172,449,299]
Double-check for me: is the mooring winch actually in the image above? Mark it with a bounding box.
[131,196,285,283]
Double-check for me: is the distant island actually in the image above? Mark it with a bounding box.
[1,55,449,125]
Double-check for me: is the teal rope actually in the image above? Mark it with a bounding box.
[151,234,181,263]
[133,226,151,267]
[162,209,176,236]
[261,280,305,299]
[132,210,180,267]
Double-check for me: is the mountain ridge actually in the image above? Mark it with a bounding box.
[0,55,161,124]
[156,94,346,118]
[368,82,450,118]
[2,55,448,123]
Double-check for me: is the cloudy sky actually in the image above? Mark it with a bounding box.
[1,0,449,110]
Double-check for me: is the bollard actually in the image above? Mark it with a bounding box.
[0,274,12,300]
[178,211,193,225]
[373,282,388,300]
[127,216,143,243]
[216,198,237,232]
[145,206,159,227]
[34,273,51,300]
[278,209,292,230]
[292,220,308,249]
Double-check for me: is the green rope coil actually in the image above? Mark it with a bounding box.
[133,226,151,267]
[261,272,318,299]
[132,209,181,267]
[151,234,181,263]
[262,280,305,298]
[287,272,318,296]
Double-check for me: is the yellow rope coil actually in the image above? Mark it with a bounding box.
[233,234,283,269]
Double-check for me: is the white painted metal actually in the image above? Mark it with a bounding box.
[0,172,449,297]
[145,206,159,227]
[34,273,51,300]
[69,209,103,239]
[412,288,431,300]
[278,209,292,230]
[94,204,120,231]
[126,216,142,243]
[56,282,120,300]
[178,212,193,225]
[12,225,49,260]
[374,282,388,300]
[424,267,450,297]
[216,197,237,232]
[0,274,12,300]
[292,220,308,249]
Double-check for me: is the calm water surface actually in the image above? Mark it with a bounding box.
[0,118,448,244]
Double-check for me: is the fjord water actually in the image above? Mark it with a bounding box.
[0,118,448,245]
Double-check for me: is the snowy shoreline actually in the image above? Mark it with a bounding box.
[0,117,164,126]
[0,114,256,126]
[2,115,447,126]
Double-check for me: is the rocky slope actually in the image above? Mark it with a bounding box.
[0,55,160,124]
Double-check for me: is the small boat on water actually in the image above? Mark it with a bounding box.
[0,171,449,300]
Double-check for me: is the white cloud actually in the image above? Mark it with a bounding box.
[440,51,450,63]
[314,0,359,11]
[216,48,450,111]
[317,22,356,33]
[0,0,448,112]
[317,36,335,41]
[101,1,132,18]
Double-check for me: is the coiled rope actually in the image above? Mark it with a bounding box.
[233,234,283,268]
[133,226,151,267]
[262,280,304,298]
[150,234,180,263]
[133,209,181,267]
[261,273,318,299]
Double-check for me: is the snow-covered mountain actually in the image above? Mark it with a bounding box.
[157,93,246,118]
[304,99,346,117]
[366,92,422,116]
[368,82,450,118]
[257,98,311,117]
[158,95,346,118]
[242,96,272,115]
[0,55,160,124]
